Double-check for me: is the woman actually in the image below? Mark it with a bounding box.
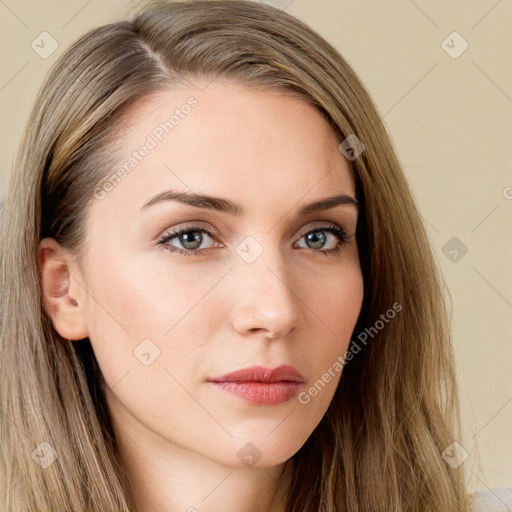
[0,0,486,510]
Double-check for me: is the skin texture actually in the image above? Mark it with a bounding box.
[38,81,364,512]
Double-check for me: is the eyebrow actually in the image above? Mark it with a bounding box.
[141,190,359,216]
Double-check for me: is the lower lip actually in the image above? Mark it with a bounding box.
[209,381,303,405]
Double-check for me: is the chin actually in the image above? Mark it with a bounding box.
[218,435,306,469]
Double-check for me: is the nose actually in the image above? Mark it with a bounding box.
[228,242,303,340]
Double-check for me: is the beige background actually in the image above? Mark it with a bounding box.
[1,0,511,497]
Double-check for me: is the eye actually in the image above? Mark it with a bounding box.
[294,223,351,256]
[157,224,219,257]
[157,222,352,257]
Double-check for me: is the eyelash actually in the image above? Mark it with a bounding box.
[157,223,352,257]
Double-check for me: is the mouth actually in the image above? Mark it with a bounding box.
[207,365,305,405]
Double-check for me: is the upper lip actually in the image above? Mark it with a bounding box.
[208,365,305,383]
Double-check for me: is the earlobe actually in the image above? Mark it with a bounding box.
[38,238,89,341]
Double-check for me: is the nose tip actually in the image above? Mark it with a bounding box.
[246,320,295,340]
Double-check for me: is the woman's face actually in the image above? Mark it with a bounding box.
[62,81,364,467]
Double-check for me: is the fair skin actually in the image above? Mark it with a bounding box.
[38,81,364,512]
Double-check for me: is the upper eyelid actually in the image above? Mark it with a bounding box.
[295,222,349,237]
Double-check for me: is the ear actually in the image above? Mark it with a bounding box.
[38,237,89,341]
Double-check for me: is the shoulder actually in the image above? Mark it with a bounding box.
[470,487,512,512]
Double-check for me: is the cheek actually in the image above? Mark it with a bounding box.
[300,264,364,393]
[86,248,216,328]
[82,255,225,382]
[292,274,363,425]
[305,263,364,342]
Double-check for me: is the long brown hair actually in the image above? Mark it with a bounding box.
[0,1,473,510]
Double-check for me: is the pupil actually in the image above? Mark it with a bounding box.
[181,231,202,249]
[307,231,326,249]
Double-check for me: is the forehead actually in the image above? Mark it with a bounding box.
[91,81,355,220]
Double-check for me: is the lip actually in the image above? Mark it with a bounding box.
[207,365,305,405]
[208,365,305,384]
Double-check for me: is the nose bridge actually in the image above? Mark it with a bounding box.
[229,233,301,337]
